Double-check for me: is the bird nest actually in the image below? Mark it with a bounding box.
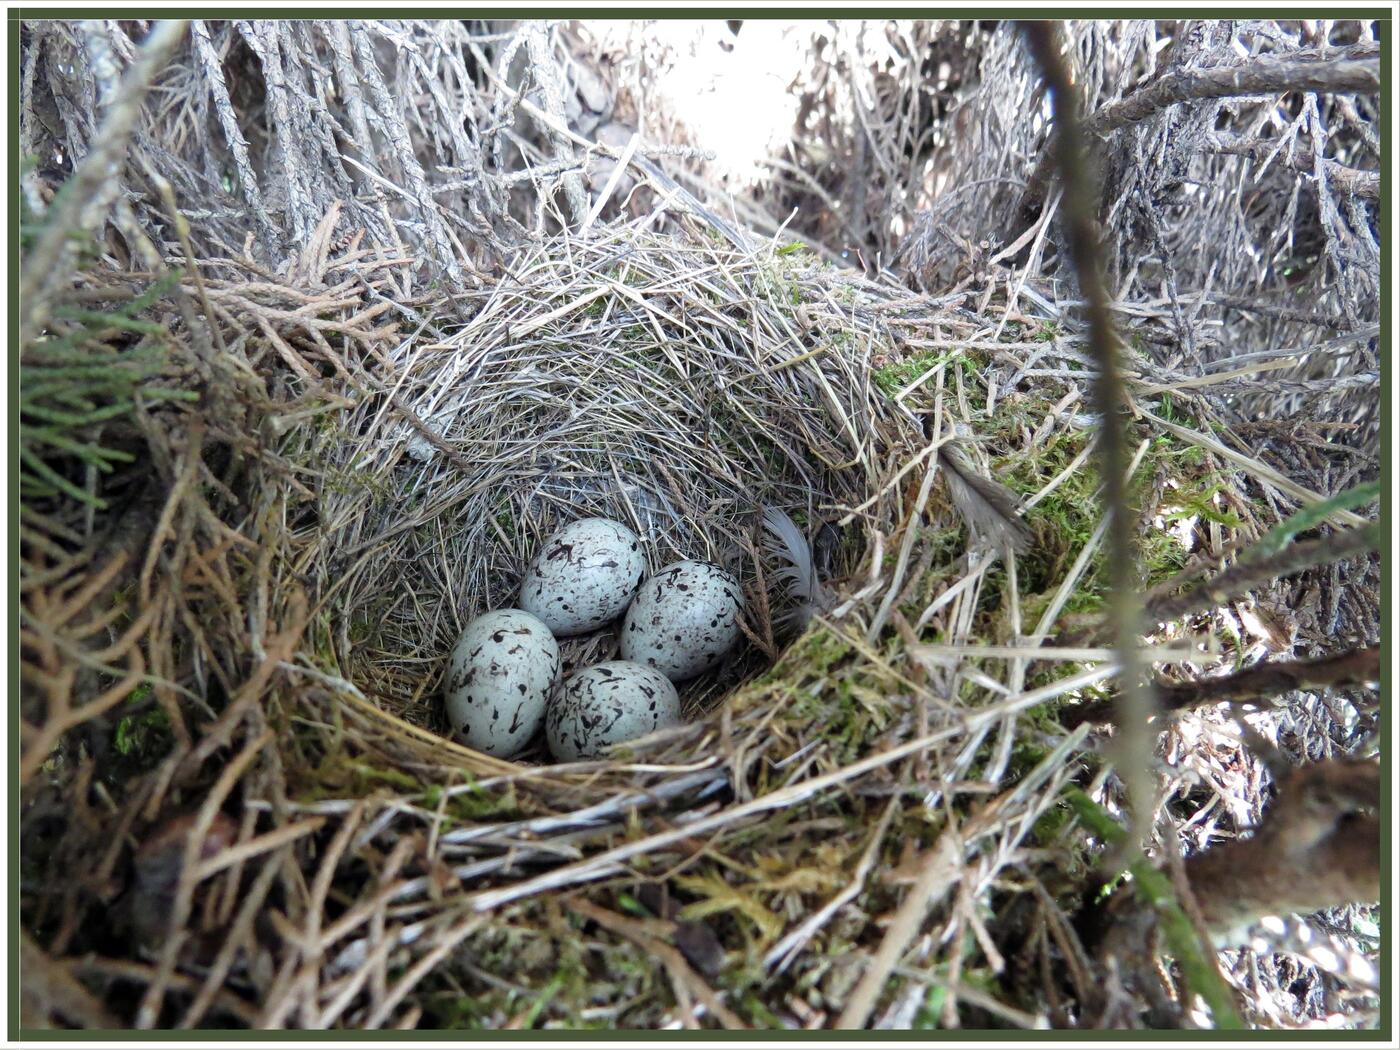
[272,224,923,790]
[18,15,1382,1030]
[21,213,1377,1031]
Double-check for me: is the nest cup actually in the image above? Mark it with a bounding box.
[273,230,918,775]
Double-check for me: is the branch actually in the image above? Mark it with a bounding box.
[1088,57,1378,138]
[1145,523,1379,623]
[1204,131,1380,201]
[1020,23,1154,840]
[1185,759,1379,943]
[1081,759,1378,1024]
[1061,645,1380,728]
[1020,50,1380,218]
[1155,645,1379,710]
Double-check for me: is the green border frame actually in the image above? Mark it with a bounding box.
[7,8,1392,1042]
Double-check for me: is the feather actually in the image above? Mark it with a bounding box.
[761,507,834,631]
[936,441,1033,555]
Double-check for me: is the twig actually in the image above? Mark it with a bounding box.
[835,826,962,1029]
[20,933,121,1029]
[362,912,484,1029]
[1061,645,1380,728]
[1146,524,1379,622]
[1204,131,1379,201]
[20,20,188,347]
[1089,56,1377,136]
[1020,50,1379,216]
[1021,22,1154,847]
[764,797,899,973]
[1155,645,1379,709]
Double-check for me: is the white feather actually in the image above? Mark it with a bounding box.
[762,508,833,631]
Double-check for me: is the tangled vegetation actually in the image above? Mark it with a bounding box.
[17,17,1380,1032]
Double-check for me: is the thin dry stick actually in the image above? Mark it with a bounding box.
[1021,22,1154,847]
[1145,524,1378,622]
[1086,55,1378,136]
[192,818,325,881]
[1061,645,1381,728]
[178,852,284,1027]
[837,722,1091,1028]
[1021,50,1379,214]
[835,826,963,1029]
[1151,645,1380,711]
[362,912,484,1029]
[135,728,274,1029]
[1203,132,1379,201]
[20,933,121,1029]
[764,796,900,973]
[295,801,366,1028]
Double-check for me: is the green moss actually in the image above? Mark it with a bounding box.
[1153,392,1202,429]
[776,241,815,260]
[109,685,174,774]
[421,779,519,822]
[872,350,978,397]
[323,462,394,503]
[296,752,425,802]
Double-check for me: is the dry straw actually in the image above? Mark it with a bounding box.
[270,218,926,785]
[18,17,1380,1031]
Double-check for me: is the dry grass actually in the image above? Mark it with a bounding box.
[18,17,1380,1033]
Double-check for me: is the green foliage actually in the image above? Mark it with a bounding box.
[1246,480,1380,560]
[298,752,425,802]
[421,778,519,822]
[872,350,974,397]
[1158,482,1245,530]
[20,183,192,509]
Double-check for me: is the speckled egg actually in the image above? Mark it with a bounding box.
[620,561,743,681]
[444,609,560,757]
[546,661,682,761]
[519,518,648,637]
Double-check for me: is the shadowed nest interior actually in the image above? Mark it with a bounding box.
[264,223,924,785]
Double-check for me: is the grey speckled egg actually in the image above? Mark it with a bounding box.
[519,518,648,637]
[444,609,560,757]
[620,561,743,681]
[546,661,681,761]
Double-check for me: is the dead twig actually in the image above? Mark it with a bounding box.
[1061,645,1381,728]
[1021,50,1379,216]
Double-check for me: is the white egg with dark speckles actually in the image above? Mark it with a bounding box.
[444,609,559,757]
[620,561,743,681]
[519,518,648,636]
[546,661,681,761]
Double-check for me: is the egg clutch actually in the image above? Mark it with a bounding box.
[443,518,743,761]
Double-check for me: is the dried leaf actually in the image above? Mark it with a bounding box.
[673,922,726,977]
